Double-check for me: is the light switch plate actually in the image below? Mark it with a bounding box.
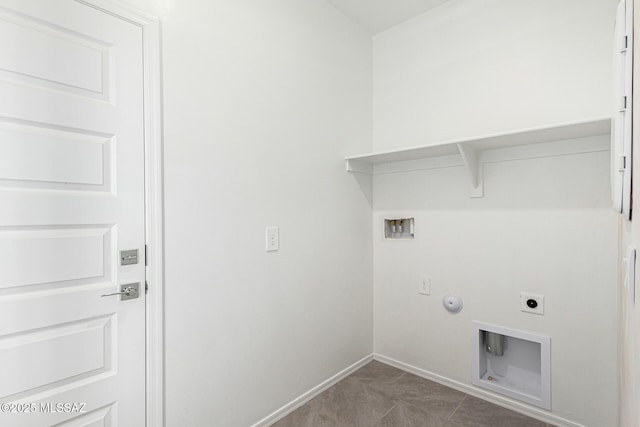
[625,246,636,305]
[266,227,279,252]
[418,276,430,295]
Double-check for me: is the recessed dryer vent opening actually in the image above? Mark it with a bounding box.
[384,218,414,239]
[472,321,551,410]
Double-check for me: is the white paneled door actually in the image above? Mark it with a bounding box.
[0,1,146,426]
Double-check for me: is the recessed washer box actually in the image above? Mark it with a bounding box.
[384,218,414,239]
[472,321,551,410]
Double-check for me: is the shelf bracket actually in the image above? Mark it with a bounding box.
[456,143,483,198]
[345,159,373,174]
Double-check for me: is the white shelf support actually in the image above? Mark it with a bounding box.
[457,143,483,198]
[344,117,611,197]
[346,159,373,174]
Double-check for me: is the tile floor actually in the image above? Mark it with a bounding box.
[273,361,553,427]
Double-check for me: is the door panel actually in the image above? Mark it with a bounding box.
[0,12,107,96]
[0,226,111,288]
[0,1,145,426]
[0,121,112,190]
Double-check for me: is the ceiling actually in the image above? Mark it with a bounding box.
[325,0,451,34]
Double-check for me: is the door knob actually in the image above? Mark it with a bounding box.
[101,283,139,300]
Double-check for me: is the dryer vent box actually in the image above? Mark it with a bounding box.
[472,321,551,410]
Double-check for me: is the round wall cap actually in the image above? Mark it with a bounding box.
[442,294,463,313]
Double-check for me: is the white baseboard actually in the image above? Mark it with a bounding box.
[373,353,586,427]
[251,354,374,427]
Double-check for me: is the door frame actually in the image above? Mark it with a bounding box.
[75,1,165,425]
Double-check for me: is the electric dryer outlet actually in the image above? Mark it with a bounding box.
[521,292,544,315]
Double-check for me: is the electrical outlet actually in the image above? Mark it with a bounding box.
[521,292,544,315]
[418,276,430,295]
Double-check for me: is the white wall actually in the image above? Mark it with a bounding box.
[619,1,640,424]
[373,150,617,426]
[372,1,618,426]
[373,0,616,151]
[161,1,372,425]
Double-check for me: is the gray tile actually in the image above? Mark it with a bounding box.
[374,401,454,427]
[272,377,399,427]
[350,361,406,385]
[274,366,545,427]
[367,373,465,419]
[448,396,546,427]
